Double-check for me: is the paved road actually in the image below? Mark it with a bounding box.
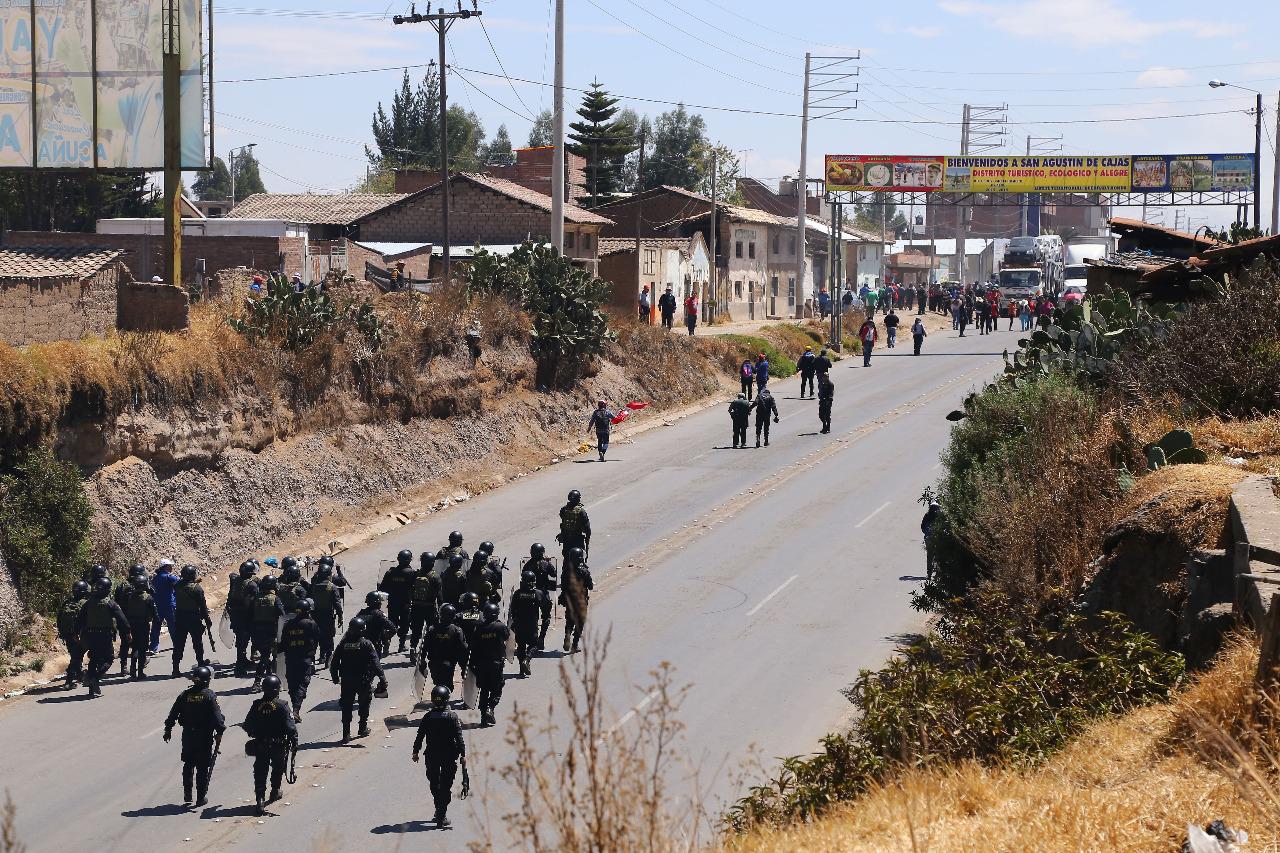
[0,324,1006,851]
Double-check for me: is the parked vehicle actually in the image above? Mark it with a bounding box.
[1003,236,1040,268]
[1061,283,1086,306]
[998,267,1043,307]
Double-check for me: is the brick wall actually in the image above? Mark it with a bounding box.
[394,148,588,201]
[2,232,305,283]
[117,281,190,333]
[0,260,122,346]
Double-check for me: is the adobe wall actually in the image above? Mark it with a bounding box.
[0,261,121,346]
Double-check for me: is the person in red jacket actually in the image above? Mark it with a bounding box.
[683,294,698,336]
[858,317,878,367]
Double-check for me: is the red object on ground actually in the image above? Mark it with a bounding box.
[610,409,631,425]
[626,401,649,410]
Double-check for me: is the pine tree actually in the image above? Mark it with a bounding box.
[527,110,554,147]
[367,69,485,172]
[567,82,636,205]
[483,123,515,166]
[232,149,266,197]
[192,156,232,201]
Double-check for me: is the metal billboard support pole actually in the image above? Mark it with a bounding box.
[162,0,182,286]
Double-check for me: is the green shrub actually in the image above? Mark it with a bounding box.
[229,272,388,353]
[719,335,798,378]
[0,448,94,616]
[724,605,1183,832]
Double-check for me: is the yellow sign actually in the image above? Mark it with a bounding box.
[946,156,1132,192]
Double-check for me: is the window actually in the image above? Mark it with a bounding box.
[770,276,779,297]
[787,277,796,306]
[748,242,756,259]
[734,280,743,299]
[859,246,867,260]
[789,236,797,255]
[582,233,592,250]
[565,231,576,249]
[772,234,780,254]
[643,249,657,275]
[735,241,743,259]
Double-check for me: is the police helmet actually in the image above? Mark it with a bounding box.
[318,555,335,568]
[92,577,112,598]
[259,575,279,593]
[520,570,536,589]
[448,531,464,547]
[281,565,300,583]
[130,563,147,577]
[239,561,256,577]
[313,564,332,581]
[249,557,262,569]
[192,665,213,688]
[261,675,282,700]
[180,564,198,581]
[130,573,148,590]
[477,541,495,556]
[365,591,383,608]
[430,684,451,708]
[529,542,545,559]
[297,598,314,615]
[482,602,500,622]
[568,546,586,565]
[72,580,90,599]
[397,549,413,566]
[281,556,298,571]
[567,489,581,505]
[438,604,457,624]
[460,592,479,609]
[448,554,466,572]
[89,564,108,580]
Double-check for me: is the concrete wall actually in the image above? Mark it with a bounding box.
[116,281,190,333]
[3,231,305,284]
[0,261,122,346]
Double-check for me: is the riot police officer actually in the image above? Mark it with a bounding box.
[471,603,510,727]
[281,599,321,722]
[464,555,502,604]
[356,591,396,658]
[229,562,258,677]
[243,675,297,816]
[163,665,225,807]
[308,559,344,667]
[420,604,468,692]
[115,565,150,674]
[508,571,547,677]
[560,547,594,654]
[123,573,158,679]
[250,575,285,686]
[172,565,212,676]
[523,543,558,650]
[412,685,468,828]
[456,592,483,649]
[276,557,310,613]
[408,556,442,655]
[73,578,129,698]
[440,554,468,608]
[434,531,469,564]
[329,617,387,742]
[378,549,416,654]
[557,490,591,560]
[57,581,90,689]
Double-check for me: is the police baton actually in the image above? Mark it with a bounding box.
[460,757,471,799]
[208,732,223,785]
[286,738,299,784]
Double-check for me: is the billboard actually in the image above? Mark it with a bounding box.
[825,154,1255,194]
[0,0,206,169]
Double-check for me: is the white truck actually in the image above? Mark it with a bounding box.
[1063,236,1113,284]
[998,267,1043,308]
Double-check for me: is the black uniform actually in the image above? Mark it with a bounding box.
[523,556,558,649]
[508,586,546,675]
[471,619,510,722]
[797,350,817,398]
[413,707,466,821]
[74,596,130,697]
[560,559,594,653]
[277,578,310,615]
[165,685,226,803]
[657,290,677,329]
[558,502,591,559]
[122,586,159,678]
[243,694,297,803]
[814,352,833,379]
[378,565,415,651]
[752,390,779,447]
[281,614,321,718]
[729,397,752,448]
[308,577,342,665]
[329,635,385,736]
[251,591,285,681]
[57,596,87,687]
[421,621,468,690]
[817,376,834,434]
[356,605,396,657]
[408,569,441,652]
[440,562,467,608]
[464,562,502,604]
[172,580,212,673]
[228,574,256,676]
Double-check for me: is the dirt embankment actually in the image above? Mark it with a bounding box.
[75,331,730,574]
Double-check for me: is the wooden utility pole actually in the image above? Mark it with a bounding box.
[392,5,482,283]
[708,151,717,323]
[635,124,646,320]
[162,0,182,285]
[551,0,565,253]
[796,52,811,320]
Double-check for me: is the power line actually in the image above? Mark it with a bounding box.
[652,0,795,59]
[219,123,368,162]
[610,0,792,77]
[477,16,535,119]
[452,66,536,123]
[219,62,433,84]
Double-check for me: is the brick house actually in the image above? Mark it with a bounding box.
[395,146,590,204]
[226,193,409,240]
[598,233,710,316]
[0,247,188,346]
[353,173,613,275]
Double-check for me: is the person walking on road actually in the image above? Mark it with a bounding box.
[412,685,468,828]
[817,375,834,434]
[172,565,212,676]
[557,490,591,561]
[471,603,510,727]
[916,284,927,315]
[243,675,297,816]
[330,617,388,742]
[684,292,699,336]
[379,550,415,654]
[151,560,178,653]
[658,285,676,330]
[957,302,970,337]
[508,572,546,678]
[587,399,615,462]
[739,358,755,400]
[421,604,468,692]
[752,388,779,448]
[123,573,158,680]
[76,578,130,699]
[815,347,833,381]
[58,581,89,689]
[754,352,770,393]
[858,316,878,367]
[281,599,321,722]
[638,285,651,323]
[560,547,593,654]
[163,665,224,808]
[729,393,752,448]
[797,346,817,398]
[921,500,941,579]
[884,309,900,348]
[911,317,927,356]
[523,543,558,650]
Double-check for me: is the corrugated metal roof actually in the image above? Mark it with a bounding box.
[0,246,125,281]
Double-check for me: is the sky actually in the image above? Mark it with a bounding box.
[211,0,1280,231]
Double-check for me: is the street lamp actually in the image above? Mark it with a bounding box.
[1208,80,1261,231]
[228,143,257,208]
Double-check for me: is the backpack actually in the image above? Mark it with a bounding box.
[412,572,439,604]
[741,361,753,378]
[311,581,336,613]
[126,589,154,624]
[253,592,279,625]
[560,505,585,538]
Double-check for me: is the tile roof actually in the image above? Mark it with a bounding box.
[0,246,125,281]
[227,193,409,225]
[460,173,613,224]
[598,237,692,257]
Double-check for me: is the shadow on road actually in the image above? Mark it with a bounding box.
[300,739,364,750]
[885,632,927,649]
[36,692,91,704]
[199,803,260,819]
[898,574,927,582]
[372,820,442,834]
[121,803,191,818]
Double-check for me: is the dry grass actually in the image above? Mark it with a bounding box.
[726,636,1280,853]
[1116,463,1244,552]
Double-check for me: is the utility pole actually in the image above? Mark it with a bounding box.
[551,0,565,254]
[635,124,646,320]
[1255,91,1263,231]
[954,104,969,285]
[392,4,482,284]
[954,103,1007,283]
[708,151,717,323]
[829,201,843,350]
[1273,91,1280,235]
[162,0,181,285]
[1022,134,1062,237]
[796,52,812,320]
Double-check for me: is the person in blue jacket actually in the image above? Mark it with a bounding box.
[754,353,770,393]
[151,559,179,653]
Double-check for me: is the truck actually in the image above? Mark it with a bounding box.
[998,267,1043,308]
[1060,236,1113,305]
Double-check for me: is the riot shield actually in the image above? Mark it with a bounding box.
[275,649,287,680]
[276,614,285,643]
[217,609,235,647]
[462,668,477,709]
[412,664,428,704]
[433,557,448,575]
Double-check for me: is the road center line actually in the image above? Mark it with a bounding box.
[746,574,799,617]
[139,724,166,741]
[589,491,622,510]
[605,689,660,737]
[855,501,891,529]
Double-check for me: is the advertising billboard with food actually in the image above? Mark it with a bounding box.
[0,0,207,169]
[826,155,944,192]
